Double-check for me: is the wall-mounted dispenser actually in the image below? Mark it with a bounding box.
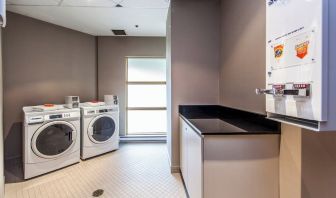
[0,0,5,27]
[257,0,336,131]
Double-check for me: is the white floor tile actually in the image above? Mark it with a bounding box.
[5,143,186,198]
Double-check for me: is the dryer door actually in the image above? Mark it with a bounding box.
[31,121,77,159]
[88,115,116,144]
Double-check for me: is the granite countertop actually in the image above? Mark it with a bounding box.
[179,105,280,135]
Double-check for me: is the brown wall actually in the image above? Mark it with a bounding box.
[3,12,97,160]
[220,0,266,114]
[168,0,221,170]
[97,37,166,136]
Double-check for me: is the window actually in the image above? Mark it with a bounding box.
[126,58,167,135]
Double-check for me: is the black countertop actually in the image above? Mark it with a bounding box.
[179,105,280,135]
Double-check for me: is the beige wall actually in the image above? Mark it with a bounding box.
[168,0,221,170]
[97,36,166,136]
[3,12,97,160]
[280,125,336,198]
[220,0,266,114]
[280,124,302,198]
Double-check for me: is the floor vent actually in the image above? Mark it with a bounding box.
[92,189,104,197]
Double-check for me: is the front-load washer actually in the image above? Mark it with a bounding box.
[80,102,119,159]
[23,105,81,179]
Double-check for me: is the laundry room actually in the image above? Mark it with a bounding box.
[1,0,336,198]
[2,11,166,165]
[2,0,171,196]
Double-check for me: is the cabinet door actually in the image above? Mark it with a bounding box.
[187,126,203,198]
[180,118,188,185]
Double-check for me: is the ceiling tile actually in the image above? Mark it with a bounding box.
[61,0,117,7]
[7,5,168,36]
[6,0,61,6]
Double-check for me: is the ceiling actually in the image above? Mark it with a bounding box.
[6,0,170,36]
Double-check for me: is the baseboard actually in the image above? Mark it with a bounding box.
[120,136,166,143]
[170,165,180,173]
[165,146,180,173]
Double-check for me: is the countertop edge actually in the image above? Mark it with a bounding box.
[180,114,204,138]
[179,114,280,136]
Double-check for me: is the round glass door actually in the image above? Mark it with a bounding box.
[89,115,116,143]
[32,121,76,159]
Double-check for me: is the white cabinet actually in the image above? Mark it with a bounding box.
[180,117,203,198]
[180,118,188,183]
[180,116,280,198]
[187,125,202,198]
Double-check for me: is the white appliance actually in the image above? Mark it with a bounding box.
[23,105,81,179]
[256,0,336,131]
[65,96,80,108]
[80,102,119,159]
[104,95,118,105]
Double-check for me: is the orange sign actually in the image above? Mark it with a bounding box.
[295,41,309,59]
[274,44,284,59]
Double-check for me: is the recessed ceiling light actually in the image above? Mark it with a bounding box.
[115,4,123,7]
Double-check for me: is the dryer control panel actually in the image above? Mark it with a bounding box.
[28,116,44,124]
[83,106,119,116]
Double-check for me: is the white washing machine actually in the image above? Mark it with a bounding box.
[80,102,119,160]
[23,105,81,179]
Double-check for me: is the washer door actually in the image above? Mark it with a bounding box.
[88,115,116,144]
[31,121,77,159]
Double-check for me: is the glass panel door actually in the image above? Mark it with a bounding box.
[128,84,167,108]
[126,57,167,136]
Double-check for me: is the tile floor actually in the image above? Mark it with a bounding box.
[5,143,187,198]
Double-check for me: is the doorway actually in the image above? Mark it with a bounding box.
[126,57,167,136]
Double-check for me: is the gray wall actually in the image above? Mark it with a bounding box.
[3,12,97,160]
[168,0,221,170]
[97,37,166,136]
[220,0,266,114]
[0,28,4,196]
